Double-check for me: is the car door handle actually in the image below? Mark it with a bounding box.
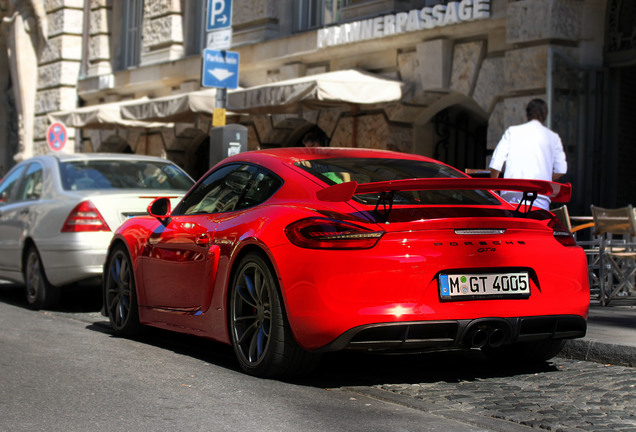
[195,234,211,246]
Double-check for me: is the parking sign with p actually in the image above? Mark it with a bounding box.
[207,0,232,31]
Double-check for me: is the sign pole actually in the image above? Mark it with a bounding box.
[205,1,234,127]
[213,87,227,127]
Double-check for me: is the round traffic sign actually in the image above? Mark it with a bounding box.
[47,122,67,152]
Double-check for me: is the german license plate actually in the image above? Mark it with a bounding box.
[439,272,530,300]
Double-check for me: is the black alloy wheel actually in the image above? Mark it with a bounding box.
[104,245,141,337]
[230,253,319,378]
[24,245,59,310]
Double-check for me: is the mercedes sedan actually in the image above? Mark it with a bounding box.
[0,153,194,309]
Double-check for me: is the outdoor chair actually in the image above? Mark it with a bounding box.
[590,205,636,305]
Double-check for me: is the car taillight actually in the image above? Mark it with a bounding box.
[548,216,577,247]
[61,201,111,232]
[285,217,384,249]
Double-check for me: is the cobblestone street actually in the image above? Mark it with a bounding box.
[366,358,636,431]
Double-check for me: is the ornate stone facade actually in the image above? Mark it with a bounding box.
[0,0,613,203]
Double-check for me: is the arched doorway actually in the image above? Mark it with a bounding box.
[413,96,489,173]
[431,106,488,173]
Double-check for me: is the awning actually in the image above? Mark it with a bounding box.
[47,98,173,129]
[120,89,219,123]
[227,69,411,114]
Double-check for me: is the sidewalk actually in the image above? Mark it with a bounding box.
[560,301,636,367]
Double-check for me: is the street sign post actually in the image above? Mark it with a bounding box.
[206,0,232,31]
[201,49,239,89]
[204,1,235,126]
[46,122,67,152]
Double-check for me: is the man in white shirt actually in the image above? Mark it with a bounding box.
[489,99,567,210]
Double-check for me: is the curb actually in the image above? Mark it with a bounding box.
[560,339,636,367]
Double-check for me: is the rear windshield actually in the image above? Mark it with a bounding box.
[295,157,500,206]
[60,159,194,191]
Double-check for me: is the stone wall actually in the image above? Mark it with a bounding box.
[33,1,84,155]
[233,0,282,45]
[330,114,413,152]
[486,0,583,150]
[87,0,112,76]
[2,0,597,170]
[141,0,184,66]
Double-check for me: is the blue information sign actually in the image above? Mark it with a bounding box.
[207,0,232,31]
[201,49,239,89]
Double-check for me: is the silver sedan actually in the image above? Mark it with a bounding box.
[0,153,194,309]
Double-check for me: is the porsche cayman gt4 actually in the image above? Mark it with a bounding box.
[103,148,589,378]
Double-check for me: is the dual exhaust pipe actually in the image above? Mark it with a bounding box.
[464,327,506,348]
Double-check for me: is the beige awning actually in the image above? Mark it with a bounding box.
[47,98,173,129]
[227,69,411,114]
[120,89,219,123]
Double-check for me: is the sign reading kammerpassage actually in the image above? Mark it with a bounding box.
[317,0,491,48]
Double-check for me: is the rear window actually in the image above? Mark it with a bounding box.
[295,157,500,206]
[60,160,194,191]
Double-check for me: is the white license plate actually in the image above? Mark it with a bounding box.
[439,272,530,300]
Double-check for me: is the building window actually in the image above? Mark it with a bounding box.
[121,0,144,69]
[293,0,346,32]
[185,0,206,56]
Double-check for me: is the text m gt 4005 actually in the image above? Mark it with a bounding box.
[103,148,589,378]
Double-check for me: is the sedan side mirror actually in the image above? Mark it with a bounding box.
[147,197,171,225]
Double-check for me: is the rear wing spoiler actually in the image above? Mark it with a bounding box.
[316,178,572,203]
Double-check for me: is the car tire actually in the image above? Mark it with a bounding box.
[24,246,60,310]
[482,338,566,364]
[230,253,320,378]
[104,244,141,337]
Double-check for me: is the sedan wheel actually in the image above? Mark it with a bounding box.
[230,253,319,378]
[24,246,59,310]
[104,245,140,337]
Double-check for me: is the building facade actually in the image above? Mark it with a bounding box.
[0,0,632,214]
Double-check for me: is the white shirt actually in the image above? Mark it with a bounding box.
[489,120,567,210]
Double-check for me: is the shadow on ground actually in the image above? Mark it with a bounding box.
[89,317,560,389]
[1,280,560,388]
[0,280,102,313]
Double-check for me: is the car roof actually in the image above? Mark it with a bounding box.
[46,153,175,163]
[220,147,441,167]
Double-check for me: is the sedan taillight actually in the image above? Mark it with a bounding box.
[285,217,384,249]
[61,201,111,232]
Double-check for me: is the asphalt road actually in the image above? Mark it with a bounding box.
[0,285,493,432]
[1,284,634,431]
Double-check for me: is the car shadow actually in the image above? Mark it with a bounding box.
[0,280,102,313]
[0,281,25,307]
[86,314,560,388]
[305,349,560,388]
[86,320,242,374]
[1,281,560,387]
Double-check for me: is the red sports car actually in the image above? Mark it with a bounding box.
[103,148,589,378]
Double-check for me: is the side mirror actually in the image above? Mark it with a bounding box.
[147,197,171,224]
